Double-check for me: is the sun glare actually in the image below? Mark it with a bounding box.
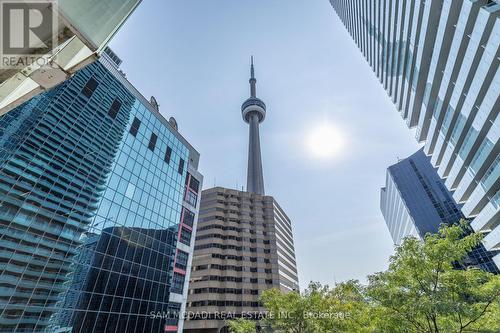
[306,122,345,160]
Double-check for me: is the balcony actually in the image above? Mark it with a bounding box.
[483,228,500,252]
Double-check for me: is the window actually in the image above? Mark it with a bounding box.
[440,105,455,136]
[164,146,172,163]
[148,132,157,151]
[125,183,135,199]
[108,98,121,119]
[423,82,432,107]
[129,117,141,136]
[481,155,500,190]
[182,208,195,227]
[458,125,479,159]
[186,191,197,207]
[469,138,494,176]
[432,98,443,120]
[189,176,200,193]
[450,114,466,146]
[175,250,189,271]
[171,273,185,294]
[178,158,184,175]
[82,78,98,98]
[165,303,181,326]
[179,227,191,245]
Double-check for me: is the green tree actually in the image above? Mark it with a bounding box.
[226,317,256,333]
[231,223,499,333]
[367,221,500,333]
[260,287,310,333]
[260,281,371,333]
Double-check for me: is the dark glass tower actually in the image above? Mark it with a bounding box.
[381,149,498,273]
[69,226,178,332]
[0,57,203,333]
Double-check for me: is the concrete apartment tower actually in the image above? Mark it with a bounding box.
[184,60,299,333]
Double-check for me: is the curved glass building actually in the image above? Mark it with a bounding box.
[0,56,202,333]
[330,0,500,269]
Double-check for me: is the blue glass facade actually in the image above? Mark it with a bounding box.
[381,149,498,273]
[0,59,201,332]
[68,226,178,332]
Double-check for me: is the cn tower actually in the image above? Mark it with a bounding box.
[241,57,266,195]
[185,57,299,333]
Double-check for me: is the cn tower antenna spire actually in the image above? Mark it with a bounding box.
[241,57,266,195]
[250,56,256,97]
[251,56,255,77]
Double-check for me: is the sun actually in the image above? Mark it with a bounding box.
[306,122,345,160]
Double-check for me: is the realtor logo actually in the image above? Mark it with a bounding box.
[0,0,58,68]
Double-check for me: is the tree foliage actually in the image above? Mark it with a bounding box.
[366,222,500,332]
[247,223,499,333]
[227,317,256,333]
[259,280,372,332]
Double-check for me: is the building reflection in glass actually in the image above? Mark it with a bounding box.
[0,57,200,333]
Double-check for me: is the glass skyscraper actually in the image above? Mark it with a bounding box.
[381,149,498,273]
[0,55,202,332]
[330,0,500,268]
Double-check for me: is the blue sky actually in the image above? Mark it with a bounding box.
[110,0,421,289]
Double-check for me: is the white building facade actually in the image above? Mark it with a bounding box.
[330,0,500,268]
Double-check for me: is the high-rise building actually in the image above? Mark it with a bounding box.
[0,0,141,115]
[184,61,299,333]
[0,54,202,333]
[330,0,500,268]
[381,149,498,273]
